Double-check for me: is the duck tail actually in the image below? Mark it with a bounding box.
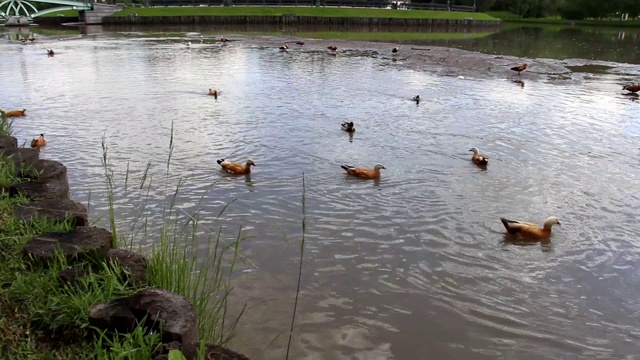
[510,66,518,71]
[500,218,516,230]
[341,165,352,171]
[216,159,225,165]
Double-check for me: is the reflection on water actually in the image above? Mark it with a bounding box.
[427,25,640,64]
[1,27,640,360]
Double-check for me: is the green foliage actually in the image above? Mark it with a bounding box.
[168,349,188,360]
[94,322,161,360]
[493,0,640,20]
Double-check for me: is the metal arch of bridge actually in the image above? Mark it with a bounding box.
[0,0,92,19]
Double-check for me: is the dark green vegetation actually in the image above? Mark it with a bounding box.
[0,115,243,358]
[113,6,497,20]
[485,0,640,21]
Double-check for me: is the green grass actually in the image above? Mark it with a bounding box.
[38,9,79,17]
[0,116,247,358]
[113,6,498,20]
[488,11,640,27]
[294,30,495,41]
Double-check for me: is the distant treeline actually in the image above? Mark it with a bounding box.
[474,0,639,19]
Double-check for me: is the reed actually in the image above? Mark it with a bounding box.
[99,121,248,347]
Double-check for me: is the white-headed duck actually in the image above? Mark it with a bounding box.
[30,133,46,148]
[469,147,489,166]
[217,159,255,175]
[0,108,26,117]
[341,164,385,179]
[341,121,355,133]
[510,63,527,75]
[500,216,561,240]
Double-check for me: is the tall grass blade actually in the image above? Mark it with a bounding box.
[285,173,307,360]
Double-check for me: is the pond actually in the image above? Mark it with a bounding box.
[1,23,639,359]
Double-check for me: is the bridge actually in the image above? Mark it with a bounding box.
[0,0,93,19]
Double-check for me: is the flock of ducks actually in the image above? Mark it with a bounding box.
[202,57,566,242]
[12,40,640,243]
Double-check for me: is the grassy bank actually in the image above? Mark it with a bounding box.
[0,114,244,358]
[39,10,79,17]
[113,6,498,20]
[488,11,640,27]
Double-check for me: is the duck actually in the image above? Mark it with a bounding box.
[341,121,355,133]
[46,48,55,56]
[295,41,305,46]
[20,38,27,43]
[500,216,561,240]
[216,159,255,175]
[30,134,46,148]
[28,37,35,42]
[327,45,338,51]
[392,47,399,55]
[622,83,640,93]
[469,147,489,166]
[220,37,228,43]
[208,89,218,99]
[0,108,26,117]
[510,63,527,75]
[412,95,420,104]
[279,44,289,52]
[341,164,385,179]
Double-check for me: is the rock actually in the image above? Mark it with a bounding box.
[58,268,90,285]
[106,249,148,286]
[14,198,89,227]
[0,148,39,173]
[0,136,17,151]
[88,298,137,332]
[199,344,251,360]
[88,288,199,358]
[23,226,113,263]
[10,180,70,200]
[153,342,251,360]
[10,160,70,200]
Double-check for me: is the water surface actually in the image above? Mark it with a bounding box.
[1,25,639,359]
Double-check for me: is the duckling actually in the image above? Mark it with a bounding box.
[500,216,561,240]
[279,44,289,52]
[469,147,488,166]
[341,164,385,179]
[341,121,355,133]
[392,47,399,55]
[510,63,528,75]
[30,134,46,148]
[216,159,255,175]
[622,83,640,93]
[412,95,420,104]
[295,41,305,46]
[327,45,338,51]
[0,108,26,117]
[208,89,218,99]
[46,48,55,56]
